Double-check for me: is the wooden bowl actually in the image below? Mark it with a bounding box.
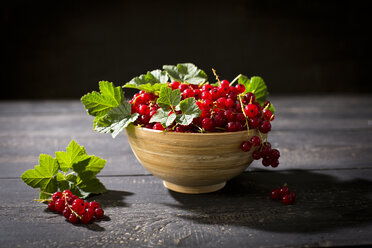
[125,125,264,194]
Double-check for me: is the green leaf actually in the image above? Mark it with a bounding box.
[76,176,107,195]
[239,75,268,104]
[124,69,168,93]
[21,154,59,199]
[163,63,208,85]
[157,86,181,109]
[55,140,87,173]
[175,97,201,126]
[95,101,139,138]
[81,81,123,117]
[149,108,176,127]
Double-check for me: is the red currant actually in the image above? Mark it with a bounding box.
[48,201,56,211]
[271,189,280,200]
[282,192,295,205]
[52,192,62,202]
[72,199,85,215]
[250,136,261,146]
[244,104,259,118]
[240,141,252,152]
[94,208,104,219]
[259,121,271,133]
[153,123,164,130]
[69,213,79,224]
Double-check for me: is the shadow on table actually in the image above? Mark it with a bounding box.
[90,189,134,208]
[166,170,372,233]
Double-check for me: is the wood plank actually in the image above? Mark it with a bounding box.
[1,169,372,247]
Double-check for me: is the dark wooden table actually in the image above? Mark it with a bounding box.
[1,95,372,247]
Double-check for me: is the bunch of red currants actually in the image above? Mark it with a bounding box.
[47,190,104,224]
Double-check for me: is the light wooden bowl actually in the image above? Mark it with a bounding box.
[125,125,264,194]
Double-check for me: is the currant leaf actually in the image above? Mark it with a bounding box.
[81,81,124,117]
[95,101,139,138]
[21,154,59,199]
[175,97,201,126]
[150,108,176,127]
[156,86,181,110]
[124,69,168,93]
[163,63,208,85]
[55,140,87,173]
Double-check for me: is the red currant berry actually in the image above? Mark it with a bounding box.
[67,195,78,205]
[252,150,261,160]
[202,117,214,131]
[48,201,56,211]
[235,113,245,123]
[216,97,226,109]
[86,201,100,210]
[244,104,259,118]
[94,208,104,219]
[55,198,65,212]
[138,104,150,115]
[183,89,195,98]
[270,149,280,160]
[248,117,261,129]
[72,199,86,215]
[263,109,274,121]
[179,83,189,92]
[224,109,234,122]
[259,121,271,133]
[282,192,295,205]
[262,158,271,167]
[202,99,214,110]
[244,92,256,103]
[63,207,72,219]
[240,141,252,152]
[271,189,280,200]
[52,191,62,202]
[202,84,212,92]
[279,186,289,197]
[153,123,165,130]
[227,122,237,132]
[271,159,279,168]
[235,121,243,131]
[220,80,230,89]
[170,81,180,90]
[194,89,202,99]
[201,91,212,100]
[81,211,94,224]
[69,213,79,224]
[261,145,272,157]
[250,136,261,146]
[225,98,234,108]
[235,84,245,94]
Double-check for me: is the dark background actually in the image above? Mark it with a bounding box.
[2,0,371,99]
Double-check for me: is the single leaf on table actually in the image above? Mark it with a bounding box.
[21,154,59,199]
[55,140,88,173]
[163,63,208,85]
[124,69,168,93]
[175,97,201,126]
[156,86,181,109]
[95,101,139,138]
[150,108,176,127]
[81,81,124,117]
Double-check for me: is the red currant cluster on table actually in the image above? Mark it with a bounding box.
[47,190,104,224]
[271,184,296,205]
[129,79,280,167]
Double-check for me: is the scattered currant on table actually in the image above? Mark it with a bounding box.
[47,190,105,224]
[271,184,296,205]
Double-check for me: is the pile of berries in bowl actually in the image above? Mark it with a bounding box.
[81,63,281,193]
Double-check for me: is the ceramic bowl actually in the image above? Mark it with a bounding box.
[125,125,264,194]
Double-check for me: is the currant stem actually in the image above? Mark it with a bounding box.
[212,68,221,85]
[238,94,250,137]
[230,74,242,86]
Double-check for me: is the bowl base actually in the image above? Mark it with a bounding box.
[163,181,226,194]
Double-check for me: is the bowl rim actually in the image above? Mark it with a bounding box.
[126,124,258,137]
